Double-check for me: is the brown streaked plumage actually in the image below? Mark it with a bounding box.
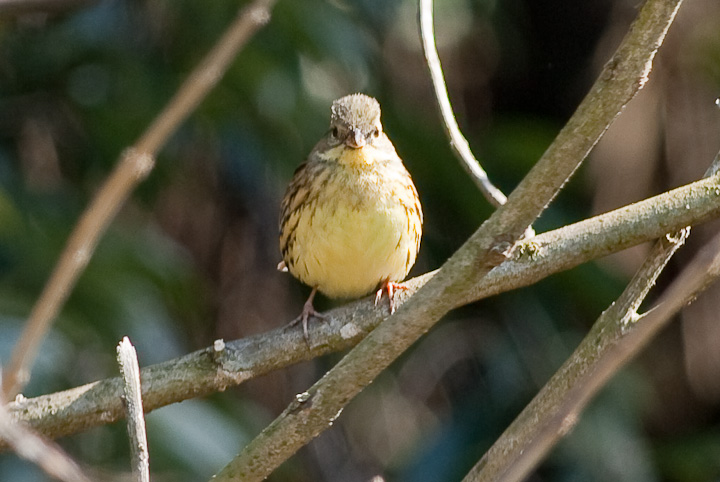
[279,94,423,342]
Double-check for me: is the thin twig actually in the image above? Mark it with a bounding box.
[117,337,149,482]
[1,0,277,399]
[6,168,720,447]
[211,1,683,479]
[419,0,507,207]
[0,399,91,482]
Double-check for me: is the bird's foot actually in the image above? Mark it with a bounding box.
[374,281,408,314]
[289,288,325,346]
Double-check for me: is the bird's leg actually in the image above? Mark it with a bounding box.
[374,280,409,314]
[289,287,325,345]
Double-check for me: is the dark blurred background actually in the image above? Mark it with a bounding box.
[1,0,720,480]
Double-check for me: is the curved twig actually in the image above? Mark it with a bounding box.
[419,0,507,207]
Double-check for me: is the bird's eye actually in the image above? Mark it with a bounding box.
[331,127,339,138]
[372,128,380,138]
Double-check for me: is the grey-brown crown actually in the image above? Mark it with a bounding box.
[331,94,381,129]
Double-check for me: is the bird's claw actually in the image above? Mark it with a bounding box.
[374,281,408,314]
[289,288,325,346]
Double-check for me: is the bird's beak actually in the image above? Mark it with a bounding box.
[346,129,366,149]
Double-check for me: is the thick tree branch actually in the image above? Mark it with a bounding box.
[467,229,720,482]
[465,153,720,481]
[6,170,719,449]
[471,234,689,482]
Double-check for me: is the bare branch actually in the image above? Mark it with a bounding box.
[3,166,717,449]
[117,338,150,482]
[1,0,277,399]
[470,228,720,482]
[419,0,507,207]
[0,400,91,482]
[465,149,720,481]
[5,168,719,448]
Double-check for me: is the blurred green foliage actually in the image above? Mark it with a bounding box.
[1,0,720,481]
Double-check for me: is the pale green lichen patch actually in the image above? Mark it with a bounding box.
[516,240,542,261]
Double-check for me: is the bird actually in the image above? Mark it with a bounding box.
[278,93,423,343]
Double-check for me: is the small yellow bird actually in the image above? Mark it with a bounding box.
[278,93,423,341]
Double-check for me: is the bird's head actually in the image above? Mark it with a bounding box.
[329,94,384,149]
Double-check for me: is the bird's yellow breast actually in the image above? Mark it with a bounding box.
[282,163,421,299]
